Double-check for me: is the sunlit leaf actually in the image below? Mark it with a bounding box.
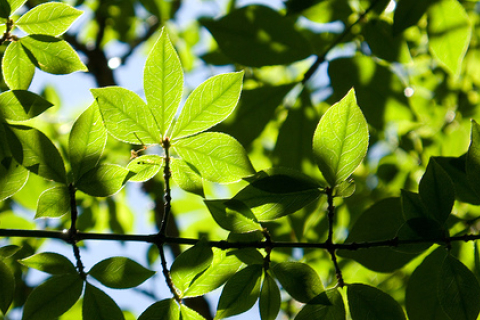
[126,155,162,182]
[35,186,70,219]
[347,284,405,320]
[0,260,14,315]
[204,199,262,233]
[259,271,281,320]
[0,90,53,121]
[180,304,206,320]
[83,282,125,320]
[19,252,76,275]
[171,158,204,197]
[138,299,179,320]
[76,164,129,197]
[295,288,346,320]
[2,42,35,90]
[0,156,29,201]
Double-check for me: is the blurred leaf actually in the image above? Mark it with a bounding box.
[313,88,369,187]
[173,132,254,183]
[16,2,83,36]
[467,120,480,198]
[171,158,204,197]
[88,257,155,289]
[35,186,70,219]
[2,0,26,16]
[2,42,35,90]
[295,288,346,320]
[126,155,162,182]
[0,156,29,201]
[20,35,87,74]
[205,199,262,233]
[296,0,352,23]
[201,5,313,67]
[76,164,129,197]
[0,245,21,258]
[69,103,108,182]
[22,274,84,320]
[138,299,179,320]
[347,284,405,320]
[259,271,281,320]
[216,264,262,319]
[83,282,125,320]
[393,0,438,35]
[334,180,355,198]
[171,72,244,140]
[19,252,76,275]
[0,90,53,122]
[0,260,14,315]
[180,304,206,320]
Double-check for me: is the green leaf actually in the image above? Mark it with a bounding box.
[69,102,108,182]
[418,158,454,225]
[126,155,162,182]
[138,299,179,320]
[201,5,313,67]
[183,248,242,298]
[393,0,437,35]
[5,124,66,182]
[272,262,324,304]
[215,264,263,319]
[0,90,53,121]
[91,87,161,145]
[0,156,29,201]
[180,304,205,320]
[20,35,87,74]
[144,28,183,137]
[467,120,480,197]
[170,71,244,140]
[401,189,429,221]
[2,41,35,90]
[19,252,76,275]
[35,186,70,219]
[16,2,82,36]
[0,245,21,258]
[438,254,480,320]
[333,180,355,198]
[204,199,262,233]
[170,239,214,297]
[259,271,281,320]
[347,284,405,320]
[229,248,264,265]
[88,257,155,289]
[233,168,322,221]
[405,248,450,320]
[171,158,204,197]
[22,274,84,320]
[83,283,125,320]
[173,132,254,183]
[427,0,471,77]
[312,88,369,187]
[76,164,129,197]
[295,288,346,320]
[0,260,14,315]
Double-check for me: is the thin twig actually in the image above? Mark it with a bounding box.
[325,187,344,287]
[68,184,86,279]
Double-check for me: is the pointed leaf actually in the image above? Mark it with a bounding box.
[138,299,179,320]
[3,0,26,16]
[313,88,369,187]
[204,199,262,233]
[0,156,29,201]
[438,254,480,320]
[144,28,183,137]
[19,252,76,275]
[0,245,21,258]
[427,0,471,77]
[76,164,129,197]
[83,283,125,320]
[16,2,83,36]
[126,155,162,182]
[2,41,35,90]
[35,186,70,219]
[401,189,429,221]
[347,284,405,320]
[171,71,243,139]
[260,271,281,320]
[171,158,204,197]
[180,304,205,320]
[216,264,263,319]
[272,262,324,303]
[0,90,53,121]
[5,124,66,182]
[91,87,161,145]
[173,132,254,183]
[295,288,346,320]
[20,35,87,74]
[0,260,14,315]
[88,257,155,289]
[170,239,214,297]
[22,274,84,320]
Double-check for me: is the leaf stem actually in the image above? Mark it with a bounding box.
[325,187,344,287]
[68,183,86,279]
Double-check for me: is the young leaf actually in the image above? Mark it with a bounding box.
[19,252,76,275]
[427,0,471,77]
[183,248,242,298]
[16,2,83,36]
[138,299,179,320]
[204,199,262,233]
[171,158,204,197]
[295,288,346,320]
[5,124,66,182]
[312,88,369,187]
[0,90,53,121]
[144,28,183,137]
[438,254,480,320]
[21,274,84,320]
[170,71,243,140]
[180,304,206,320]
[173,132,254,183]
[170,239,214,297]
[75,164,129,197]
[2,41,35,90]
[215,264,263,319]
[0,260,14,315]
[88,257,155,289]
[467,120,480,197]
[126,155,162,182]
[36,186,70,219]
[19,35,87,74]
[272,262,324,303]
[259,271,281,320]
[83,282,125,320]
[0,156,29,201]
[91,87,161,145]
[347,284,405,320]
[69,103,107,182]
